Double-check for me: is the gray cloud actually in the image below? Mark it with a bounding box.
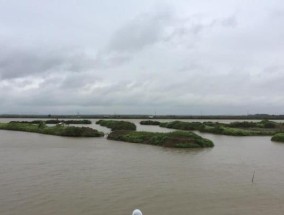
[0,46,96,80]
[107,9,173,53]
[107,9,237,54]
[0,0,284,114]
[164,15,237,45]
[0,47,62,79]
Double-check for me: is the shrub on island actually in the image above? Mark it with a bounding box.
[96,120,136,131]
[228,120,277,129]
[140,120,161,125]
[271,133,284,142]
[107,130,214,148]
[228,121,258,128]
[200,126,275,136]
[0,122,103,137]
[145,120,278,136]
[160,121,205,130]
[10,119,92,124]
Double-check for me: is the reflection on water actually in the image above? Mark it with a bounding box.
[0,119,284,215]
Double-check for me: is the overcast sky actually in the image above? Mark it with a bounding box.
[0,0,283,115]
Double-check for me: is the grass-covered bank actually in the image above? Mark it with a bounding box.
[10,119,92,124]
[0,122,103,137]
[140,120,284,136]
[108,130,214,148]
[271,133,284,142]
[96,120,136,131]
[140,120,161,125]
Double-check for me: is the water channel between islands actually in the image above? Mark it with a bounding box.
[0,118,284,215]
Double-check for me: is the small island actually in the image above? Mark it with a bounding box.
[107,130,214,148]
[0,122,104,137]
[140,120,161,125]
[10,119,92,124]
[271,133,284,142]
[140,120,284,136]
[96,120,136,131]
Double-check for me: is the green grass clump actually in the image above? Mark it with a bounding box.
[228,119,278,129]
[96,120,136,131]
[154,120,280,136]
[107,130,214,148]
[199,126,275,136]
[0,122,103,137]
[228,121,258,128]
[160,121,204,130]
[271,133,284,142]
[140,120,161,125]
[10,119,92,124]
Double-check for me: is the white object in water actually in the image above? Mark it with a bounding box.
[132,209,143,215]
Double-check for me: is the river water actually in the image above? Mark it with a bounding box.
[1,119,284,215]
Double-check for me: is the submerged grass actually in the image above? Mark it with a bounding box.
[0,122,104,137]
[108,130,214,148]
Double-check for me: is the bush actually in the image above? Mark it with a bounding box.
[0,123,103,137]
[271,133,284,142]
[158,120,277,136]
[96,120,136,131]
[228,121,257,128]
[140,120,161,125]
[259,119,277,128]
[9,119,92,124]
[107,130,214,148]
[160,121,204,130]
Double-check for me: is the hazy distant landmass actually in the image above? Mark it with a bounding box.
[1,114,284,120]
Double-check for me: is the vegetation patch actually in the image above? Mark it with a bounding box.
[107,130,214,148]
[96,120,136,131]
[160,121,204,130]
[143,120,284,136]
[0,122,103,137]
[271,133,284,142]
[140,120,161,125]
[227,119,277,129]
[10,119,92,124]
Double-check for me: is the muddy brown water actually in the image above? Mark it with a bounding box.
[1,119,284,215]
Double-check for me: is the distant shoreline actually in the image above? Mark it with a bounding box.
[1,114,284,120]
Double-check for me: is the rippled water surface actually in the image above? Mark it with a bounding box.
[1,119,284,215]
